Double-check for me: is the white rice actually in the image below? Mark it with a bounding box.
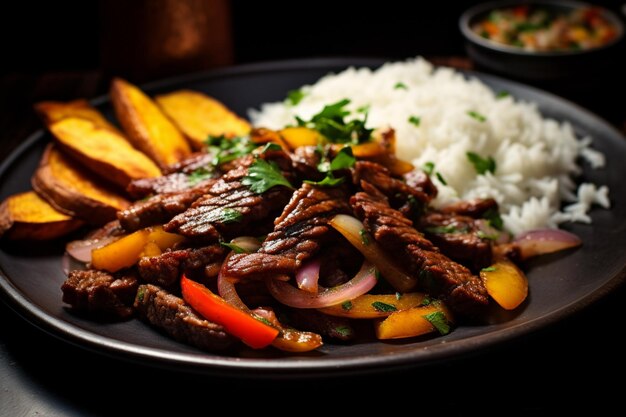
[250,57,609,235]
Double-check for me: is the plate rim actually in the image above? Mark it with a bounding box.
[1,57,625,378]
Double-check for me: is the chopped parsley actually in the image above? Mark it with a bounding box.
[295,99,372,144]
[304,176,345,187]
[359,229,370,245]
[481,266,498,272]
[286,89,306,105]
[242,159,293,194]
[341,301,353,311]
[356,104,370,114]
[496,90,510,99]
[466,152,496,175]
[136,286,145,303]
[436,171,448,186]
[394,82,408,90]
[476,230,498,240]
[423,311,451,335]
[187,167,213,185]
[334,325,353,337]
[306,147,355,187]
[372,301,398,313]
[255,316,274,326]
[467,111,487,122]
[218,208,242,224]
[260,142,282,154]
[425,224,466,234]
[420,296,432,306]
[483,208,504,231]
[408,115,421,127]
[205,135,257,165]
[422,161,435,176]
[220,242,247,254]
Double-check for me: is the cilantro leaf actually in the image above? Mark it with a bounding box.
[187,167,213,185]
[496,91,510,99]
[423,311,451,335]
[333,325,353,338]
[260,143,282,154]
[422,161,435,176]
[356,104,370,114]
[307,147,355,187]
[420,296,432,306]
[296,99,372,144]
[286,89,306,105]
[466,152,496,175]
[372,301,398,312]
[436,172,447,186]
[242,159,293,194]
[467,111,487,122]
[483,208,503,231]
[218,208,242,224]
[481,266,498,272]
[205,135,257,165]
[359,229,370,245]
[408,115,421,127]
[394,82,408,90]
[426,224,466,234]
[476,230,498,240]
[341,301,353,311]
[303,176,345,187]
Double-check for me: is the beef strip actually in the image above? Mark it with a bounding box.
[164,158,292,242]
[134,284,233,351]
[163,152,215,175]
[290,146,324,181]
[118,180,214,232]
[61,269,138,319]
[439,198,498,218]
[403,169,438,202]
[127,173,215,199]
[223,183,351,278]
[419,212,493,272]
[137,244,227,287]
[350,181,488,315]
[286,309,355,341]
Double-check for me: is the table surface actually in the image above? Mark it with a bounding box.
[1,62,625,413]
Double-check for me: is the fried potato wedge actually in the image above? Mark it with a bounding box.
[32,144,130,225]
[156,90,251,149]
[0,191,83,240]
[49,117,161,188]
[34,99,122,134]
[111,78,191,168]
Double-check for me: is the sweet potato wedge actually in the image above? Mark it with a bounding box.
[0,191,83,240]
[34,99,122,135]
[32,144,130,225]
[155,90,251,150]
[111,78,191,168]
[48,117,161,188]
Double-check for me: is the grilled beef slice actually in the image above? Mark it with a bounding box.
[164,161,292,242]
[127,173,215,199]
[137,244,227,287]
[351,182,488,315]
[419,212,493,272]
[224,183,351,278]
[62,269,138,319]
[439,198,498,218]
[118,180,214,232]
[134,284,233,351]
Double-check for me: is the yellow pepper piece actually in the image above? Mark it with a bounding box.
[374,303,453,340]
[480,259,528,310]
[279,127,321,149]
[319,293,426,319]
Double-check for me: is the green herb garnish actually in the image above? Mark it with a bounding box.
[218,208,242,224]
[466,152,496,175]
[255,316,274,326]
[423,311,451,335]
[307,147,355,187]
[356,104,370,114]
[242,159,293,194]
[420,296,432,306]
[260,142,282,154]
[422,161,435,176]
[205,135,257,165]
[372,301,398,312]
[341,301,353,311]
[334,325,353,337]
[481,266,498,272]
[408,115,421,127]
[483,208,504,231]
[436,172,447,186]
[303,176,346,187]
[476,230,498,240]
[395,292,402,300]
[296,99,372,144]
[394,82,408,90]
[426,224,465,234]
[136,286,145,303]
[359,229,370,245]
[220,242,247,254]
[187,167,213,185]
[286,89,306,105]
[467,111,487,122]
[496,91,510,99]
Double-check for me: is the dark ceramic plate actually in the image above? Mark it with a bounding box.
[1,58,625,377]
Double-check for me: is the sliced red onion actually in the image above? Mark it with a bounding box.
[65,235,118,263]
[230,236,261,253]
[475,219,510,244]
[295,258,321,293]
[266,261,377,309]
[217,253,248,310]
[329,214,417,292]
[61,252,89,276]
[514,228,582,260]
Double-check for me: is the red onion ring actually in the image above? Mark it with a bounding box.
[295,258,321,293]
[65,235,118,263]
[266,261,377,308]
[514,228,582,260]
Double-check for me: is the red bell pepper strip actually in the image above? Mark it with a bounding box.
[181,275,279,349]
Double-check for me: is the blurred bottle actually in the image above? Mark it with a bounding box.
[100,0,233,82]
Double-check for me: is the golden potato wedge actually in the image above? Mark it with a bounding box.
[34,99,122,134]
[155,90,251,150]
[32,144,130,225]
[111,78,191,167]
[0,191,84,240]
[49,117,161,188]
